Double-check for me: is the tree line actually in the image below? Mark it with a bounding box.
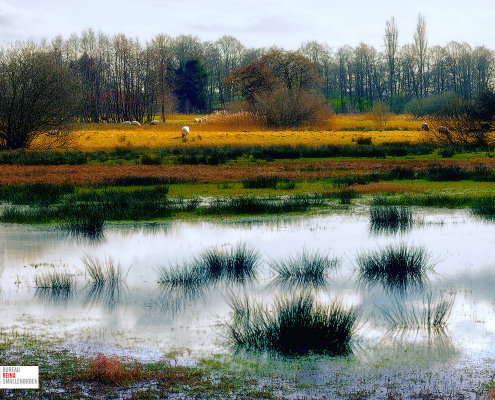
[1,13,494,126]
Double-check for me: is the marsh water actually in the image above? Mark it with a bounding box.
[1,207,495,369]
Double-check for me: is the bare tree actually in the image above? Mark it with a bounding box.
[414,13,428,97]
[384,16,399,98]
[0,43,81,149]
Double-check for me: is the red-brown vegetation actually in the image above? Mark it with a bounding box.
[72,353,204,387]
[1,159,495,186]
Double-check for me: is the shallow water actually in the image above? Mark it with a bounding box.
[1,209,495,368]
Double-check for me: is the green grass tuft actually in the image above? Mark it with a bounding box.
[223,293,358,356]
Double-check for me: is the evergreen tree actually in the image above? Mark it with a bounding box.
[175,59,207,113]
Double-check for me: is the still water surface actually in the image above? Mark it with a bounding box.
[1,209,495,366]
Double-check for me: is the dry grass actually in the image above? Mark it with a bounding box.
[29,113,426,150]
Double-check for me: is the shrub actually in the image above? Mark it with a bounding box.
[370,101,391,131]
[253,88,333,129]
[356,136,373,146]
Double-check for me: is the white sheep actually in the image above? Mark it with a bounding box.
[181,126,189,138]
[123,121,131,125]
[131,121,141,126]
[438,126,450,134]
[47,129,60,136]
[201,117,208,123]
[421,122,429,131]
[149,120,159,125]
[194,118,200,123]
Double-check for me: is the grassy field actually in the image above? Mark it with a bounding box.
[1,113,495,225]
[35,114,426,150]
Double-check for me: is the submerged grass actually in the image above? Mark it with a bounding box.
[378,291,456,331]
[33,270,75,290]
[157,242,260,287]
[223,293,358,356]
[268,249,340,290]
[196,242,261,282]
[356,243,437,294]
[369,205,413,236]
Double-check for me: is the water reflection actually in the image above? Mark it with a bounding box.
[356,243,437,296]
[368,206,414,237]
[82,282,129,310]
[63,229,106,245]
[2,209,495,360]
[33,287,74,306]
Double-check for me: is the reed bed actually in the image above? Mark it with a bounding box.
[378,291,456,331]
[268,249,340,290]
[81,254,129,285]
[356,243,436,294]
[223,293,358,355]
[368,206,414,236]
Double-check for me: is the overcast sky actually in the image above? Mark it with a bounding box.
[1,0,494,51]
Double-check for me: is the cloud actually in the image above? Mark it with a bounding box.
[0,1,62,42]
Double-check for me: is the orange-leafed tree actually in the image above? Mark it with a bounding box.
[227,50,331,128]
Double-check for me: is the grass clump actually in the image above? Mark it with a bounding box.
[34,270,75,290]
[196,242,261,282]
[369,206,413,236]
[268,249,340,289]
[224,293,358,356]
[356,243,437,294]
[63,203,106,239]
[335,189,359,205]
[81,254,129,285]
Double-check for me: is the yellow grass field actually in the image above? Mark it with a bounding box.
[51,114,427,150]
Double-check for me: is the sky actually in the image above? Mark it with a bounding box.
[1,0,495,51]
